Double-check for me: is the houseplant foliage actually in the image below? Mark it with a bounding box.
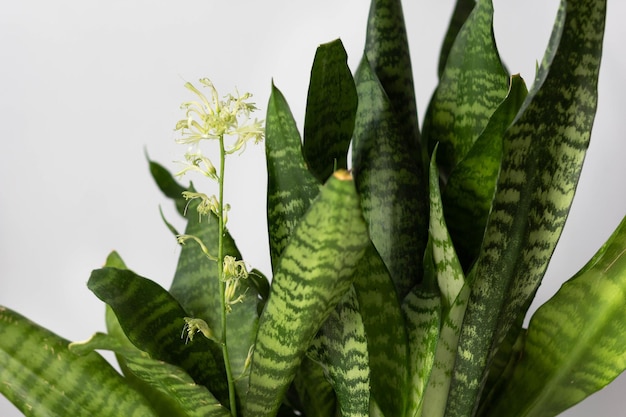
[0,0,624,416]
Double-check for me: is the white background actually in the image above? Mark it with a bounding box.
[1,1,624,416]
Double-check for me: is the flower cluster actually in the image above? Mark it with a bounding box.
[175,78,264,169]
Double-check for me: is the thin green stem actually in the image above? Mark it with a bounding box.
[217,134,237,416]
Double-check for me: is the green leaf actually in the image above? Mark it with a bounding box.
[443,74,528,269]
[428,147,465,306]
[0,306,156,417]
[303,38,357,183]
[245,172,370,417]
[293,358,337,417]
[484,216,626,417]
[446,0,607,414]
[307,287,370,417]
[421,283,471,417]
[70,332,231,417]
[402,287,441,417]
[353,244,409,417]
[422,0,508,179]
[418,151,469,417]
[352,55,428,299]
[265,83,321,271]
[365,0,420,146]
[87,267,230,406]
[437,0,476,77]
[148,158,188,216]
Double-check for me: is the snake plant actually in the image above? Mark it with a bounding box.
[1,0,624,416]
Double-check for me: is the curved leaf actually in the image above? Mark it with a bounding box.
[353,244,409,417]
[245,172,370,417]
[265,83,321,271]
[402,287,441,417]
[437,0,476,77]
[365,0,420,146]
[443,74,528,269]
[293,358,337,417]
[303,39,357,183]
[485,216,626,417]
[446,0,607,415]
[0,306,156,417]
[87,267,230,406]
[352,55,428,299]
[422,0,508,178]
[70,332,231,417]
[307,287,370,417]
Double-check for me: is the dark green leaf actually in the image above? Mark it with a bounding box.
[352,55,428,299]
[365,0,420,146]
[303,38,357,183]
[353,244,409,417]
[87,267,230,406]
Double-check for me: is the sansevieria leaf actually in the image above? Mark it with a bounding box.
[446,0,607,415]
[402,286,441,417]
[70,332,231,417]
[0,306,156,417]
[419,150,468,417]
[307,286,370,417]
[245,171,369,417]
[437,0,476,77]
[303,38,357,183]
[484,216,626,417]
[443,74,528,269]
[422,0,508,179]
[352,55,428,299]
[353,244,409,417]
[265,83,321,271]
[364,0,420,146]
[87,267,230,406]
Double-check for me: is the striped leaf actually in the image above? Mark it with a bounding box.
[307,286,370,417]
[352,55,428,299]
[365,0,420,146]
[418,151,469,417]
[87,267,230,406]
[149,158,260,401]
[245,171,369,417]
[303,38,357,183]
[422,0,508,179]
[265,83,321,272]
[353,244,409,417]
[484,216,626,417]
[437,0,476,77]
[0,306,156,417]
[429,147,465,306]
[70,332,231,417]
[402,287,441,417]
[443,75,528,269]
[446,0,607,415]
[293,358,337,417]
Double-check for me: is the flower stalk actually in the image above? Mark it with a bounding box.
[173,78,264,417]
